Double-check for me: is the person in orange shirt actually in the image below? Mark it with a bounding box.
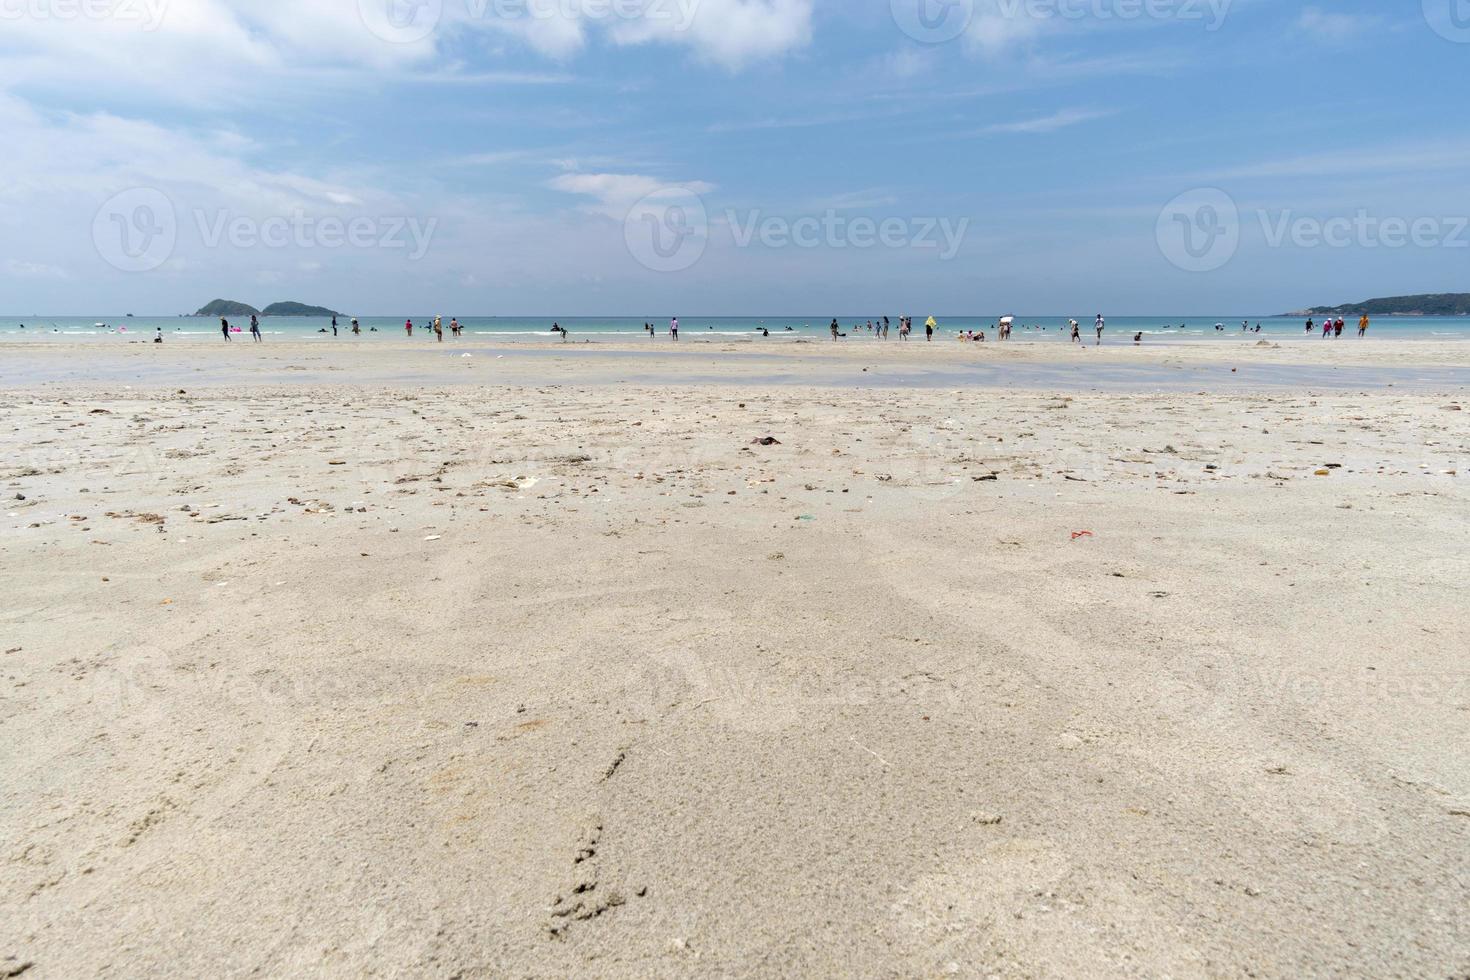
[1358,314,1370,337]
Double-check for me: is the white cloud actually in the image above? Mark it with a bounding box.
[964,0,1052,57]
[979,107,1113,134]
[1296,7,1374,43]
[0,0,812,105]
[549,172,715,218]
[4,259,69,279]
[608,0,812,69]
[1190,140,1470,181]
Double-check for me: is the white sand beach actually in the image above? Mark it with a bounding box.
[2,341,1467,977]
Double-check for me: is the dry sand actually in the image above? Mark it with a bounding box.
[2,340,1467,977]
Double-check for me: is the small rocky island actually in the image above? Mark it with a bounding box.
[193,299,340,318]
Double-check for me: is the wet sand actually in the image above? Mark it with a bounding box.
[1,342,1467,977]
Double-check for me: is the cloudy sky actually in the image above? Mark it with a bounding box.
[2,0,1467,315]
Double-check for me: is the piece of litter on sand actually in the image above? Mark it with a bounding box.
[424,535,442,541]
[751,437,782,446]
[849,737,890,767]
[1070,530,1094,540]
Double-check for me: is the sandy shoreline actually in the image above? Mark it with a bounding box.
[2,344,1467,976]
[3,337,1470,394]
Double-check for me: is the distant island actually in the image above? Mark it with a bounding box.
[1291,293,1470,317]
[262,301,340,317]
[192,299,340,318]
[195,299,259,318]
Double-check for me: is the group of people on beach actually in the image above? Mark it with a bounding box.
[214,315,263,343]
[825,316,933,340]
[402,316,462,341]
[201,311,1374,345]
[1306,314,1370,338]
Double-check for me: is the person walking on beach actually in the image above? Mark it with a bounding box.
[434,315,443,342]
[1306,317,1314,334]
[351,317,361,336]
[1359,313,1370,337]
[250,314,262,343]
[925,316,936,341]
[221,317,231,342]
[1334,316,1345,338]
[405,319,413,337]
[830,318,840,341]
[670,316,679,341]
[1095,314,1105,345]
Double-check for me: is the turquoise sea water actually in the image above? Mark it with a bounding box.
[5,314,1470,342]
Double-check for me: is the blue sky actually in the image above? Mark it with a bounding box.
[2,0,1468,315]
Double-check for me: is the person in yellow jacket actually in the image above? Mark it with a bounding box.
[924,315,937,342]
[1358,313,1370,337]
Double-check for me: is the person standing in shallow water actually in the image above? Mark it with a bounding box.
[221,317,231,342]
[1359,313,1369,337]
[250,314,262,343]
[671,316,679,341]
[405,319,413,337]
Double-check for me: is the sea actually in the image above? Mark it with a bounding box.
[5,314,1470,343]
